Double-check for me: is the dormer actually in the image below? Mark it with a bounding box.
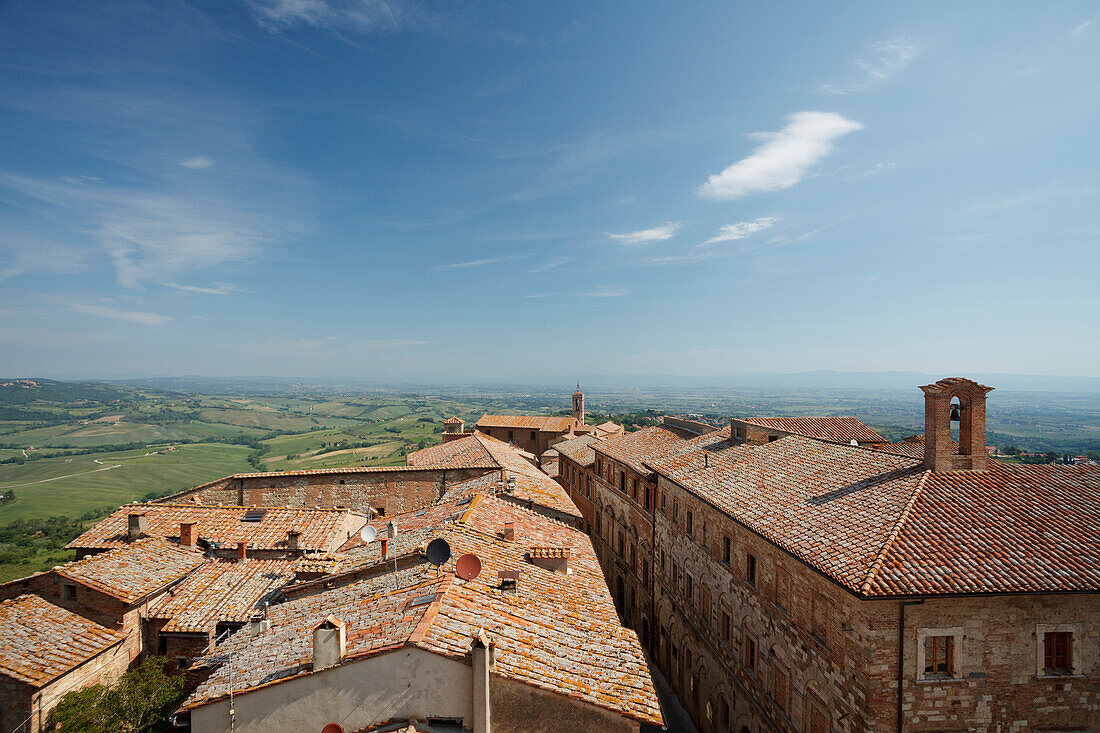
[920,377,994,472]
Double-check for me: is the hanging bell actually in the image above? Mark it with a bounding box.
[949,404,962,422]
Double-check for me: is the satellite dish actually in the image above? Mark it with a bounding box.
[322,725,344,733]
[426,538,451,567]
[359,525,377,543]
[455,553,482,581]
[850,439,858,446]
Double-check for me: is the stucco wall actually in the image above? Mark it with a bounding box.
[491,675,639,733]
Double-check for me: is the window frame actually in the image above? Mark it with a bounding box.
[915,626,963,681]
[1036,623,1080,677]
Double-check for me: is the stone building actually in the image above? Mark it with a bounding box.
[561,378,1100,733]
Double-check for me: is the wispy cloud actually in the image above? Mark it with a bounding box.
[246,0,433,34]
[223,335,427,352]
[181,156,214,170]
[528,255,573,273]
[645,219,847,266]
[608,221,681,245]
[1071,18,1095,34]
[162,281,241,296]
[822,37,921,94]
[700,217,778,246]
[524,285,629,299]
[66,302,171,325]
[433,253,527,271]
[697,112,863,200]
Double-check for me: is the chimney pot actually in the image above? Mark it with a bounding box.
[180,522,197,549]
[287,530,301,553]
[237,542,248,562]
[127,513,148,541]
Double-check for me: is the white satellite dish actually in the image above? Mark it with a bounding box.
[360,525,377,543]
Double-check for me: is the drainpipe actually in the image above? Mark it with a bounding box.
[897,599,924,733]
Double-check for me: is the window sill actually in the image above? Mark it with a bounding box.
[1034,673,1085,680]
[917,676,966,684]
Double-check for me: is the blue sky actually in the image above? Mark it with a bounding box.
[1,1,1098,382]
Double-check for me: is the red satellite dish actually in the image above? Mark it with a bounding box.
[455,553,482,581]
[321,725,343,733]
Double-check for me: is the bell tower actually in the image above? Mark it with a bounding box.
[920,377,994,472]
[572,385,585,426]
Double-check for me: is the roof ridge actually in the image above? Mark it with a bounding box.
[408,572,453,645]
[859,468,931,595]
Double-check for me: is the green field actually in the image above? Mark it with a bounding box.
[0,443,254,523]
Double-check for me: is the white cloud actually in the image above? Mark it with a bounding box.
[823,37,920,94]
[528,255,572,273]
[246,0,429,33]
[608,221,681,245]
[701,217,778,246]
[181,156,213,169]
[1072,18,1094,34]
[697,112,863,200]
[433,254,527,271]
[163,281,240,295]
[66,302,171,325]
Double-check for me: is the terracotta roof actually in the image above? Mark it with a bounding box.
[654,434,1100,597]
[554,434,599,468]
[228,465,489,479]
[151,558,295,633]
[740,416,887,444]
[183,494,661,725]
[873,438,960,460]
[0,595,126,686]
[594,425,694,475]
[405,435,498,469]
[651,435,926,593]
[56,539,205,604]
[866,461,1100,596]
[476,414,576,432]
[68,504,357,553]
[442,416,463,424]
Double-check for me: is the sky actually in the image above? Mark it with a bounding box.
[1,1,1098,383]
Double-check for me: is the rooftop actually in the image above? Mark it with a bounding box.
[476,414,576,432]
[182,494,661,725]
[56,538,205,604]
[150,558,295,633]
[593,425,695,475]
[553,434,600,468]
[650,434,1100,597]
[68,503,359,554]
[0,594,126,686]
[739,416,887,444]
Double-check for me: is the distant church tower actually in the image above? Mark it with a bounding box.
[572,385,585,426]
[921,377,993,472]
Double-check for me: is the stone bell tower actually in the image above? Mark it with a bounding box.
[572,385,585,426]
[920,377,994,472]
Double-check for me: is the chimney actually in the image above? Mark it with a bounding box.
[498,569,520,592]
[287,530,301,553]
[471,629,494,733]
[237,542,248,563]
[502,522,515,542]
[180,522,197,549]
[312,616,346,670]
[249,613,270,636]
[528,546,570,574]
[127,513,148,541]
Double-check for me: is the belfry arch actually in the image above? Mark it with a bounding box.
[920,377,994,472]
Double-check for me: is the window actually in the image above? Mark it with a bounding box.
[632,478,638,501]
[62,583,77,602]
[734,425,743,438]
[768,434,780,442]
[721,611,731,643]
[722,536,731,565]
[685,573,694,603]
[746,553,756,585]
[673,500,679,521]
[743,634,756,673]
[661,493,666,513]
[772,663,789,712]
[661,549,666,571]
[644,485,651,512]
[630,543,637,572]
[617,531,624,556]
[157,635,168,655]
[530,430,536,440]
[597,458,602,474]
[642,558,649,587]
[720,698,730,729]
[1044,631,1072,675]
[924,635,954,678]
[686,510,694,536]
[508,430,514,442]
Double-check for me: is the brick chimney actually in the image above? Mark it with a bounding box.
[180,522,197,549]
[502,522,515,541]
[312,616,346,670]
[287,530,301,553]
[237,542,248,563]
[920,377,994,472]
[127,513,148,541]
